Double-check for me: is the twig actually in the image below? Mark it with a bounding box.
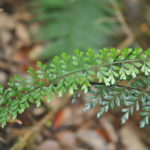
[117,35,134,50]
[112,0,135,48]
[112,0,134,37]
[10,95,70,150]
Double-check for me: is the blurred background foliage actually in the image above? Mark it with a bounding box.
[29,0,150,61]
[31,0,120,59]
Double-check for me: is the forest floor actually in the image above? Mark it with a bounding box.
[0,1,149,150]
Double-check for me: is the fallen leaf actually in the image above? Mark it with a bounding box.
[76,130,109,150]
[35,140,61,150]
[56,130,77,149]
[120,124,149,150]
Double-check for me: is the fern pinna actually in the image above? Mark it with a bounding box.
[0,48,150,128]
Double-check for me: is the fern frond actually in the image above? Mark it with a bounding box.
[32,0,118,59]
[0,48,150,127]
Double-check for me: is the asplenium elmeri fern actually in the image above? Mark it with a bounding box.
[0,48,150,128]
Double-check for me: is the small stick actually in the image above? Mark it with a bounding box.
[117,36,134,49]
[111,0,135,48]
